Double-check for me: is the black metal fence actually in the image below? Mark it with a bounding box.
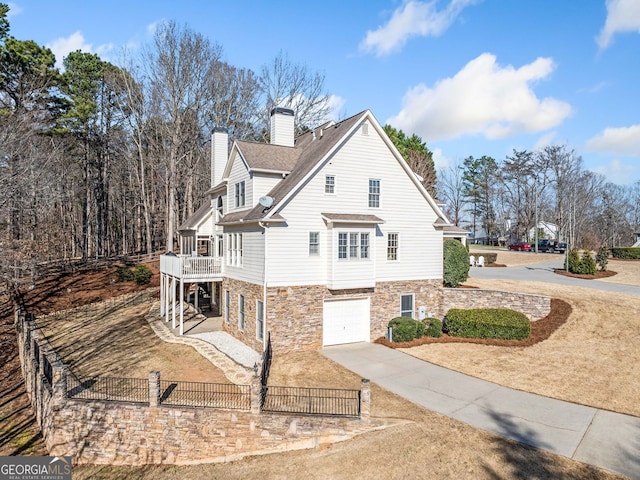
[262,386,361,417]
[67,375,148,404]
[159,380,250,410]
[42,352,53,386]
[259,333,272,408]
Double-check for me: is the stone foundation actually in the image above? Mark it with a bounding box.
[14,298,385,466]
[442,288,551,320]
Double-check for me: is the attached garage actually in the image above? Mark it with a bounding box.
[322,297,371,346]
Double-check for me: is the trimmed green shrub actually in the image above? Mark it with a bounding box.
[443,308,530,340]
[116,267,134,282]
[567,249,581,273]
[596,246,608,271]
[611,247,640,259]
[388,316,426,342]
[443,239,470,287]
[133,264,153,285]
[424,318,442,338]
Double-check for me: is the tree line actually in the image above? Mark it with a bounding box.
[0,6,332,285]
[438,145,640,249]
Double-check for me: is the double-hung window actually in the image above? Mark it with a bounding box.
[325,175,335,194]
[309,232,320,255]
[256,300,264,341]
[400,294,414,318]
[238,294,245,330]
[387,233,398,261]
[339,232,370,260]
[369,179,380,208]
[235,181,245,208]
[224,290,230,323]
[226,233,243,267]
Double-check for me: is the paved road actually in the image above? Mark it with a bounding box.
[323,343,640,479]
[470,258,640,296]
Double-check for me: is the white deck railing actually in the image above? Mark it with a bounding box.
[160,254,222,280]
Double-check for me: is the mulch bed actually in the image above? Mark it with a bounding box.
[553,269,617,280]
[483,263,506,267]
[375,298,572,349]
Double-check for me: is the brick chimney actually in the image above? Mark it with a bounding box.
[211,127,228,188]
[270,107,295,147]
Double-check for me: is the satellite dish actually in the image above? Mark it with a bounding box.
[259,196,274,208]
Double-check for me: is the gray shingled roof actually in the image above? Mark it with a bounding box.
[178,203,211,231]
[223,112,366,224]
[235,141,301,173]
[321,213,385,224]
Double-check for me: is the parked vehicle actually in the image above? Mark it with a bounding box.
[508,242,532,251]
[537,239,567,253]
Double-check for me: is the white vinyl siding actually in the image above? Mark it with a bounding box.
[263,117,443,287]
[400,294,414,318]
[223,227,264,285]
[227,151,252,213]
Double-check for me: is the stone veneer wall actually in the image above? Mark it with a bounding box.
[257,279,442,354]
[222,277,265,353]
[15,304,378,466]
[442,288,551,320]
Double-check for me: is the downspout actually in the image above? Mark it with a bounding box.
[258,221,268,352]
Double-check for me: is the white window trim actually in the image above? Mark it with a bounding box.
[309,232,320,256]
[387,232,399,261]
[338,231,370,261]
[368,179,380,208]
[256,299,264,341]
[235,181,245,208]
[238,294,245,331]
[325,175,336,195]
[226,233,243,267]
[224,290,230,324]
[400,293,414,318]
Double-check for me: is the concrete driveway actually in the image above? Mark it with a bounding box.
[323,343,640,479]
[470,258,640,296]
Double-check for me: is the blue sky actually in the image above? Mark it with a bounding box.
[7,0,640,184]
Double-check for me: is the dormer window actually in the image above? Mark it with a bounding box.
[235,181,245,208]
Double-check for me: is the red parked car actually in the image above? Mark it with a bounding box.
[508,241,532,251]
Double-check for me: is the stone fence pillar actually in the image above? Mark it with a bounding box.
[360,378,371,421]
[250,375,262,415]
[52,360,68,405]
[149,371,160,407]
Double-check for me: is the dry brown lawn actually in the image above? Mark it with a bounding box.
[599,258,640,286]
[401,254,640,417]
[36,294,229,384]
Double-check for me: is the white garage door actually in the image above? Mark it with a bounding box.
[323,298,370,346]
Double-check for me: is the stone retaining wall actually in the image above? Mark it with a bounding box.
[14,297,383,466]
[441,288,551,320]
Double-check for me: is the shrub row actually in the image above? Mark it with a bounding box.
[610,247,640,259]
[443,308,530,340]
[116,264,153,285]
[388,317,443,342]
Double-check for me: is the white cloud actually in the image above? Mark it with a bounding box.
[327,94,347,122]
[360,0,479,56]
[7,2,23,18]
[591,158,638,185]
[46,31,114,69]
[597,0,640,49]
[586,124,640,156]
[387,53,572,142]
[533,131,558,151]
[431,147,453,169]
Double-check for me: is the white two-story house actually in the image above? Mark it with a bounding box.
[160,108,454,354]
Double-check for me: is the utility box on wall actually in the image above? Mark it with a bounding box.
[418,306,426,320]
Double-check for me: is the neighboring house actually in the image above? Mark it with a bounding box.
[160,108,456,354]
[529,221,559,241]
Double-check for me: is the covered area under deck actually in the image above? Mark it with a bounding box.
[159,253,223,335]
